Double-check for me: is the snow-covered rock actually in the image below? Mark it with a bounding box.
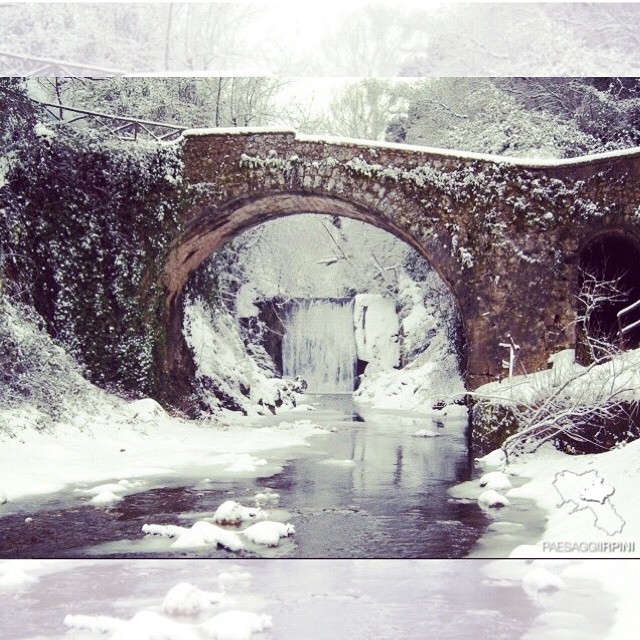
[479,471,513,491]
[242,521,295,547]
[142,521,245,552]
[0,490,7,505]
[201,610,272,640]
[522,568,566,595]
[412,429,440,438]
[184,301,297,416]
[212,501,264,526]
[478,490,510,509]
[477,448,507,468]
[162,583,225,617]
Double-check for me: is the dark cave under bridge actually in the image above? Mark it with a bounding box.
[159,128,640,399]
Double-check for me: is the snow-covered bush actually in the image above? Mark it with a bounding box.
[0,297,96,435]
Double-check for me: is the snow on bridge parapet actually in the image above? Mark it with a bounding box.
[180,127,640,171]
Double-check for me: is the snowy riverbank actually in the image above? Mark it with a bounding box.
[0,399,326,505]
[450,346,640,558]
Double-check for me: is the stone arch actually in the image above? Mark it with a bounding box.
[160,192,468,405]
[576,229,640,361]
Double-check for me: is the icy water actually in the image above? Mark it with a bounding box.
[0,396,542,559]
[0,559,617,640]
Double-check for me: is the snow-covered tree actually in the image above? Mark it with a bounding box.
[34,77,290,129]
[325,79,407,140]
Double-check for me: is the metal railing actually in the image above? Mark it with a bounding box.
[0,50,124,77]
[34,101,186,142]
[617,297,640,348]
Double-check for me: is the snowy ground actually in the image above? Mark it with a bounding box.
[0,397,327,506]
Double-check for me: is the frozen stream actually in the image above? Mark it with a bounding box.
[0,559,616,640]
[0,396,543,559]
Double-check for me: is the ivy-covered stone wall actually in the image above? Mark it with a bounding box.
[0,88,192,397]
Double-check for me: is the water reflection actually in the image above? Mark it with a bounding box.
[0,396,490,558]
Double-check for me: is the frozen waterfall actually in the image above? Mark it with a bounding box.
[282,299,357,393]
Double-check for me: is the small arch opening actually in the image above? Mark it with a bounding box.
[577,232,640,362]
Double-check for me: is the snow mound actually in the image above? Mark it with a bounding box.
[90,490,123,506]
[142,522,245,552]
[479,471,513,491]
[477,448,507,468]
[478,490,510,509]
[162,582,226,617]
[201,610,272,640]
[110,611,198,640]
[242,521,295,547]
[212,501,264,526]
[129,398,166,423]
[522,568,566,595]
[412,429,440,438]
[82,481,134,496]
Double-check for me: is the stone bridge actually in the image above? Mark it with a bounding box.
[160,128,640,399]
